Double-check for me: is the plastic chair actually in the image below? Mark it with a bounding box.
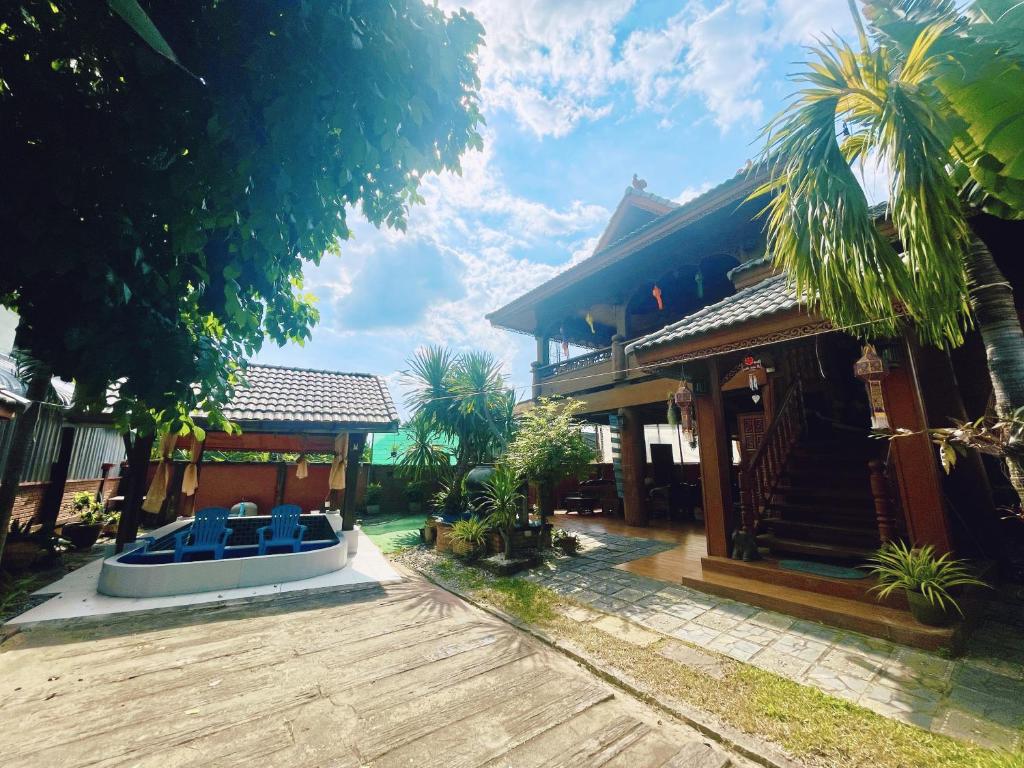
[173,508,232,562]
[257,504,307,555]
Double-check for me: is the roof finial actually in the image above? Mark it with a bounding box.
[631,173,647,191]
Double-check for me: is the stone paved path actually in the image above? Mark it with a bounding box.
[524,529,1024,751]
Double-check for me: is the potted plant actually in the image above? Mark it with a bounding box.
[1,520,42,572]
[480,465,523,559]
[62,491,107,550]
[552,528,581,556]
[406,480,426,514]
[866,541,988,626]
[102,509,120,538]
[448,516,490,561]
[365,482,383,515]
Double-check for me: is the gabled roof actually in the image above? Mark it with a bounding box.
[593,185,678,252]
[486,167,766,333]
[220,364,399,432]
[626,274,799,354]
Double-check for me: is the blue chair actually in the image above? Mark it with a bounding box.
[173,508,232,562]
[257,504,307,555]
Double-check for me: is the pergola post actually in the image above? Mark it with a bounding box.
[38,424,76,533]
[116,431,156,553]
[341,433,367,531]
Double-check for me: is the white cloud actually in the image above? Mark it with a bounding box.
[675,181,714,205]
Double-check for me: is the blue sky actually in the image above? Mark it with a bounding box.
[255,0,867,418]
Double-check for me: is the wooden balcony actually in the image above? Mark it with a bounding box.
[535,346,614,397]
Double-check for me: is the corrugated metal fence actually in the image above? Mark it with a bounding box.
[0,404,125,483]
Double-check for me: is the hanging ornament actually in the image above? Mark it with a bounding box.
[295,453,309,479]
[854,344,890,430]
[742,355,764,404]
[666,394,678,426]
[585,311,596,334]
[652,284,664,310]
[559,326,569,360]
[695,269,704,299]
[673,379,696,444]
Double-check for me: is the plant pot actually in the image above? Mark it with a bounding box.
[423,522,437,545]
[906,589,957,627]
[1,541,42,572]
[102,521,119,537]
[62,521,103,550]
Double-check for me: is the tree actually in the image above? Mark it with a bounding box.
[756,0,1024,503]
[0,1,484,558]
[397,415,452,481]
[404,346,517,481]
[505,398,595,524]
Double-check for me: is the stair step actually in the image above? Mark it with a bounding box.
[764,518,881,548]
[766,501,877,523]
[760,534,875,563]
[771,486,873,507]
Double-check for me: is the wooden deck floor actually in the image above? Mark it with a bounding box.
[554,513,708,583]
[0,576,736,768]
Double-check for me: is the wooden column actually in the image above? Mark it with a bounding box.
[611,335,626,381]
[38,425,76,532]
[274,462,287,506]
[695,357,733,557]
[882,337,952,552]
[115,431,156,553]
[617,406,647,526]
[341,433,367,531]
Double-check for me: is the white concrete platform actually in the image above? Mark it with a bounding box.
[6,529,401,627]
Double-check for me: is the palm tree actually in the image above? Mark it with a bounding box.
[404,345,516,482]
[397,414,452,481]
[757,0,1024,503]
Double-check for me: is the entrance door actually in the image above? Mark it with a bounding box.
[737,411,766,464]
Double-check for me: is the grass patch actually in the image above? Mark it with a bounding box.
[359,514,425,553]
[417,551,1022,768]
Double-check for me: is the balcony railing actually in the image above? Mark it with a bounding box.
[536,346,612,381]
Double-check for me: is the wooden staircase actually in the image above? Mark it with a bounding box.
[758,434,883,563]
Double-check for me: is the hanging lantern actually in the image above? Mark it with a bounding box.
[673,379,696,443]
[694,269,704,299]
[652,284,664,310]
[295,453,309,479]
[585,311,596,334]
[559,326,569,360]
[854,344,890,430]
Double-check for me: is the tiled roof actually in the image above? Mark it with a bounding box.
[622,185,680,211]
[220,364,399,429]
[626,275,800,353]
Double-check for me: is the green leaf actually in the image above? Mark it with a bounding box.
[107,0,181,67]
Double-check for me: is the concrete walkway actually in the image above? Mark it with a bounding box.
[0,575,748,768]
[525,528,1024,751]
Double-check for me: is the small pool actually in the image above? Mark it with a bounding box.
[97,514,350,598]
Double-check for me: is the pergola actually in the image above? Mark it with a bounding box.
[121,364,399,550]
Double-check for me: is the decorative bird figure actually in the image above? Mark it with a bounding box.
[632,173,647,191]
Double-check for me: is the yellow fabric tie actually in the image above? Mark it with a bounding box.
[296,454,309,480]
[328,433,349,491]
[141,431,178,513]
[182,437,203,496]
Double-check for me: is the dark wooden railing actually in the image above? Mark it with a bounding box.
[738,377,806,534]
[536,346,612,381]
[868,444,904,545]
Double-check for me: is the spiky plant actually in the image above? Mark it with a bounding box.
[867,540,987,615]
[480,464,524,559]
[448,515,490,560]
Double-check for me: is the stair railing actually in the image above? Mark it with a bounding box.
[738,377,806,536]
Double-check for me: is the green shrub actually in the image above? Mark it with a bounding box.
[866,541,987,615]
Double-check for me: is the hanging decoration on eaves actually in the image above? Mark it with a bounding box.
[695,269,704,299]
[854,344,890,430]
[585,311,596,334]
[652,284,664,310]
[559,325,569,360]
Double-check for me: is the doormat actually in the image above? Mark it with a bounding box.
[778,559,868,580]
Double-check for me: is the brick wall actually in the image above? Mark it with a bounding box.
[13,476,121,527]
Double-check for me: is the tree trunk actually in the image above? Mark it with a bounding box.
[0,361,52,563]
[965,235,1024,506]
[503,525,513,559]
[116,431,156,553]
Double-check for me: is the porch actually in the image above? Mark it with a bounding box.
[551,512,964,653]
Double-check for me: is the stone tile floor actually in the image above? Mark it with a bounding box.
[523,529,1024,751]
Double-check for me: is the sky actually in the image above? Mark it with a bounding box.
[255,0,866,419]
